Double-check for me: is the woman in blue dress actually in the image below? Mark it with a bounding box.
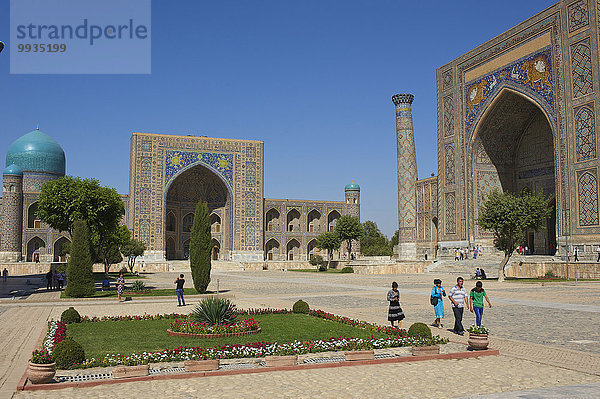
[431,279,446,329]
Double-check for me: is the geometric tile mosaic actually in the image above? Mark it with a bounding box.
[571,39,593,99]
[445,143,455,185]
[568,0,589,33]
[443,95,454,137]
[578,169,599,226]
[575,105,596,162]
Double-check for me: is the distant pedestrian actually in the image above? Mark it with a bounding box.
[596,245,600,262]
[469,281,492,327]
[448,277,468,335]
[117,273,125,302]
[45,270,52,290]
[175,274,186,306]
[57,271,65,289]
[574,247,579,262]
[2,268,7,282]
[431,279,445,328]
[424,250,428,260]
[454,249,460,261]
[52,270,58,290]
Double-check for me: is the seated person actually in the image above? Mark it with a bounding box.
[480,269,487,280]
[102,278,111,290]
[475,268,481,278]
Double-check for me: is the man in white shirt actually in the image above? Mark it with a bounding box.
[448,277,469,335]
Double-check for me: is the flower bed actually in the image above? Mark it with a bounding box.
[44,308,448,369]
[167,317,261,338]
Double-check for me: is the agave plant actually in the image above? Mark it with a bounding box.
[191,297,237,325]
[131,280,146,292]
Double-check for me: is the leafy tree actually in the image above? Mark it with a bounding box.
[65,220,96,297]
[309,254,326,271]
[360,221,393,256]
[95,225,131,275]
[37,176,124,272]
[316,231,341,268]
[477,189,552,281]
[121,234,146,273]
[190,201,211,293]
[390,230,399,248]
[334,215,364,259]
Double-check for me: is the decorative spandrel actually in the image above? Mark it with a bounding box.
[165,150,234,189]
[465,48,554,130]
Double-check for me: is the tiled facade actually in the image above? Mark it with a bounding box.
[411,0,600,258]
[0,130,359,264]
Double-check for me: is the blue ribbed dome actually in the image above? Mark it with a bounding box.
[3,163,23,176]
[345,182,360,190]
[6,128,65,175]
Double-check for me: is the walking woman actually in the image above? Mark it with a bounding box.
[117,273,125,302]
[431,279,446,328]
[387,281,405,328]
[469,281,492,327]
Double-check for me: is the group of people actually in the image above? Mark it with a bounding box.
[454,245,483,261]
[516,245,531,255]
[45,269,65,290]
[387,277,492,335]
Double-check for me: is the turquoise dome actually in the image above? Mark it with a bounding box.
[3,163,23,176]
[6,128,65,175]
[345,182,360,190]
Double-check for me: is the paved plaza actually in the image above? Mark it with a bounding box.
[1,269,599,398]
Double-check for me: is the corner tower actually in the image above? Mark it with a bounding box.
[0,164,23,261]
[392,93,417,259]
[344,181,360,219]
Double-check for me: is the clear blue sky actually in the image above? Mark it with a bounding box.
[0,0,555,237]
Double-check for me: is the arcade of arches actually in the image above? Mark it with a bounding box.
[473,90,556,254]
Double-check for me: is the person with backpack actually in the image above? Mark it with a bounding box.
[469,281,492,327]
[430,279,446,328]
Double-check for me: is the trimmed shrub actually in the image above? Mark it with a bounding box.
[53,338,85,369]
[60,307,81,324]
[65,220,95,297]
[408,322,432,339]
[341,266,354,273]
[293,300,309,314]
[191,297,237,325]
[131,280,146,292]
[190,201,211,293]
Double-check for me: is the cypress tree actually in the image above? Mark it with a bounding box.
[65,220,96,297]
[189,201,211,293]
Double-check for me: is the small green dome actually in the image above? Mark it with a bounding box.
[6,128,65,175]
[3,163,23,176]
[345,182,360,191]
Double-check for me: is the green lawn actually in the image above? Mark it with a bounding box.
[93,272,146,281]
[66,313,388,359]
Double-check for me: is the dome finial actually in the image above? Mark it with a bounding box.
[36,124,39,130]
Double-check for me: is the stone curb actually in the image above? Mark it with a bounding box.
[19,348,499,392]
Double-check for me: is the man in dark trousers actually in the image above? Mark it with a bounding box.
[448,277,469,335]
[174,274,186,306]
[45,270,53,290]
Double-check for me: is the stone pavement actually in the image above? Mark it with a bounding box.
[5,270,600,398]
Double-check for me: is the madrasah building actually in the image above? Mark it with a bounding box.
[0,128,360,264]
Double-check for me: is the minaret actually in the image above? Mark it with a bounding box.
[392,94,417,260]
[0,163,24,262]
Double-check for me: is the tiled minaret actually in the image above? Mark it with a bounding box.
[392,94,417,260]
[0,163,24,262]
